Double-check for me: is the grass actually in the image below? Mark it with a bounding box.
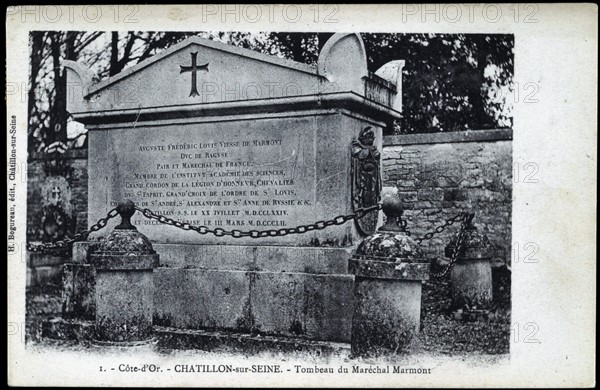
[417,277,510,355]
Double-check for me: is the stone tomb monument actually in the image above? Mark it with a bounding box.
[65,33,403,342]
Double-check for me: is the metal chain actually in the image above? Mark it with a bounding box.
[415,213,468,245]
[134,204,382,239]
[430,213,470,278]
[26,202,468,279]
[26,208,119,253]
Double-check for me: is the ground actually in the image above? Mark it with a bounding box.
[418,275,510,355]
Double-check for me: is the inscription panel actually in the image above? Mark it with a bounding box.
[97,118,317,244]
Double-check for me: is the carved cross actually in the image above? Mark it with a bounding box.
[180,52,209,97]
[51,186,62,204]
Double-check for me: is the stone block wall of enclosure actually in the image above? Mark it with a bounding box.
[382,129,512,267]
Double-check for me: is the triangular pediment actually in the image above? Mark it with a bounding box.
[64,33,402,122]
[70,36,322,112]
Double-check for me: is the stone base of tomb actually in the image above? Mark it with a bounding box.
[153,266,355,343]
[41,318,349,356]
[67,242,358,343]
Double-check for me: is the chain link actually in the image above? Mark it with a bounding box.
[430,213,470,278]
[26,208,119,253]
[134,204,381,239]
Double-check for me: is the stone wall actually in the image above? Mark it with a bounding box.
[382,129,512,267]
[27,149,88,287]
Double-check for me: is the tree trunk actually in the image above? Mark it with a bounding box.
[49,32,68,145]
[28,32,44,153]
[469,36,491,128]
[110,31,119,76]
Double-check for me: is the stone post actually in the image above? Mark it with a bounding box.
[349,190,429,356]
[89,201,159,345]
[445,215,493,318]
[61,241,98,322]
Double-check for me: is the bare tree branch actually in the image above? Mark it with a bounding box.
[74,31,104,56]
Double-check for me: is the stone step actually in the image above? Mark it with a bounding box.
[42,318,95,342]
[41,318,350,357]
[154,326,349,356]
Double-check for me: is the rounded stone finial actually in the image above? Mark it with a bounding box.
[380,187,405,232]
[115,200,137,230]
[89,203,157,268]
[352,187,423,263]
[91,229,156,256]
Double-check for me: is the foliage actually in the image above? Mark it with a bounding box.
[265,32,514,134]
[368,33,513,134]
